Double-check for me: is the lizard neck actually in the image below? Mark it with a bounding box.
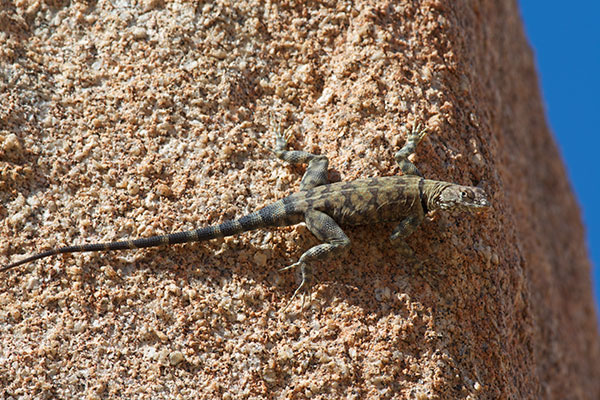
[422,179,452,212]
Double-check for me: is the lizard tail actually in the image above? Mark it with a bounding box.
[1,200,298,273]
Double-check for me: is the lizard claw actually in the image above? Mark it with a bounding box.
[407,123,428,144]
[278,261,300,272]
[279,261,314,312]
[281,278,312,313]
[255,114,294,154]
[272,116,293,150]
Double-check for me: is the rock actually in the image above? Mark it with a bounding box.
[1,1,597,398]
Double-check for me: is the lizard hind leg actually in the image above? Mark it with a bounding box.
[394,123,428,177]
[280,209,350,311]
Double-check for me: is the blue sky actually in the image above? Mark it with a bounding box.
[519,2,600,314]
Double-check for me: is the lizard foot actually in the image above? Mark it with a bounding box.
[394,123,428,173]
[271,115,294,150]
[254,113,294,153]
[406,123,428,145]
[279,261,314,312]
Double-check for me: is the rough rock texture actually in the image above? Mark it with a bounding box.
[1,0,598,399]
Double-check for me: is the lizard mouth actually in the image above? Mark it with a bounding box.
[472,199,491,214]
[441,199,491,213]
[475,198,491,209]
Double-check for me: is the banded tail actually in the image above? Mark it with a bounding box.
[1,200,298,273]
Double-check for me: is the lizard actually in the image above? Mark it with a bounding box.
[1,122,490,306]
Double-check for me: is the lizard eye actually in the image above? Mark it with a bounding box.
[460,190,474,200]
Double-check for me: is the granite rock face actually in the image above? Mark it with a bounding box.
[1,0,598,398]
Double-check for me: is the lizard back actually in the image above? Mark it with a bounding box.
[283,175,425,226]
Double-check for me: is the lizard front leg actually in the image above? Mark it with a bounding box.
[281,209,350,309]
[394,124,428,177]
[258,118,329,190]
[390,214,424,260]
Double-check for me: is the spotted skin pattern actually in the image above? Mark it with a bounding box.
[1,123,490,308]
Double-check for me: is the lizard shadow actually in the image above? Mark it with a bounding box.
[95,222,474,377]
[309,219,476,326]
[99,218,454,319]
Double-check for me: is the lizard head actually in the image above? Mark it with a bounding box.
[433,184,490,213]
